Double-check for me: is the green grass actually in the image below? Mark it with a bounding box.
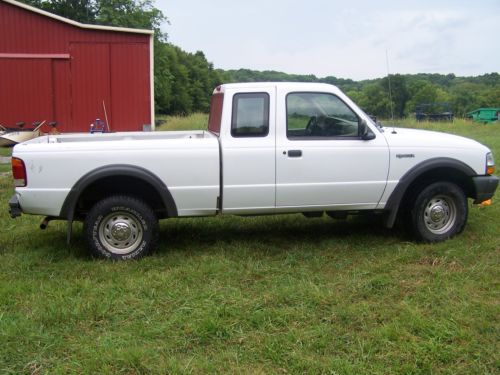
[0,147,12,157]
[0,147,11,174]
[0,117,498,373]
[156,113,209,131]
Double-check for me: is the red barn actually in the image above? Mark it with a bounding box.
[0,0,154,133]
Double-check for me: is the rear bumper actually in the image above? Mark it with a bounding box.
[8,194,22,218]
[472,175,499,203]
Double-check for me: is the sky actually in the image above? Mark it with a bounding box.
[155,0,500,80]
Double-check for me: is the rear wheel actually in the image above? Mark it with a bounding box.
[84,195,158,260]
[410,182,467,242]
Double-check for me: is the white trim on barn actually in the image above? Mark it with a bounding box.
[150,34,155,131]
[0,53,70,59]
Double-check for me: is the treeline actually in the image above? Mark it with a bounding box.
[20,0,500,118]
[222,69,500,118]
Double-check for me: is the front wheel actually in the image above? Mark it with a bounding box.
[410,182,468,242]
[84,196,158,260]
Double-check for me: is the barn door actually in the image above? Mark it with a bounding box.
[0,58,53,127]
[52,59,72,130]
[110,43,151,131]
[70,43,111,132]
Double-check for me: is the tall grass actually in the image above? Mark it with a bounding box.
[0,117,498,373]
[156,113,209,131]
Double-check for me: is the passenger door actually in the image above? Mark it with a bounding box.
[221,87,276,214]
[275,89,389,211]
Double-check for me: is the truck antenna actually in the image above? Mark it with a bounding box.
[386,49,395,121]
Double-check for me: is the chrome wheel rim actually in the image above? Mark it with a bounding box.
[423,195,457,234]
[99,211,143,254]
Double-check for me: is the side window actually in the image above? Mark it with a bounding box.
[287,92,359,139]
[231,93,269,137]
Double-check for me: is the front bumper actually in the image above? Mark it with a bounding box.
[472,175,499,204]
[8,194,22,218]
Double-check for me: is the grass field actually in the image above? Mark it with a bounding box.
[0,117,498,373]
[0,147,12,174]
[156,113,209,131]
[0,147,12,157]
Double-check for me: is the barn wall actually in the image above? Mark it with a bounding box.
[0,0,152,132]
[0,58,54,126]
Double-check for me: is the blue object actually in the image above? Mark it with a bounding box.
[90,118,106,133]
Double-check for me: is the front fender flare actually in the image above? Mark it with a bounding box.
[384,157,476,228]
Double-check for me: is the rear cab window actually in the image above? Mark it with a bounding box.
[208,93,224,135]
[231,93,270,137]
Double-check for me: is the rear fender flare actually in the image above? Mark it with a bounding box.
[59,164,178,220]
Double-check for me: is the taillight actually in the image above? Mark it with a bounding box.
[11,157,27,187]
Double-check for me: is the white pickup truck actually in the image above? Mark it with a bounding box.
[8,82,499,260]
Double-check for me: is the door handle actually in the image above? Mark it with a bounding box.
[287,150,302,157]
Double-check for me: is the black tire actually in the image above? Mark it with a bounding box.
[84,195,158,260]
[410,182,467,242]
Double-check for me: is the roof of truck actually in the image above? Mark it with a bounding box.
[213,82,340,94]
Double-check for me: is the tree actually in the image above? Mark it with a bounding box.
[21,0,97,23]
[479,86,500,108]
[354,83,392,118]
[405,81,450,116]
[450,83,484,117]
[381,74,409,118]
[96,0,166,39]
[19,0,166,36]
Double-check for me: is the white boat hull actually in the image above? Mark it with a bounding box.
[0,130,41,147]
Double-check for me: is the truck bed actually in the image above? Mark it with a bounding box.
[25,130,214,144]
[13,130,220,217]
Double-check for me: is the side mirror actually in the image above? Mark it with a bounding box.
[360,119,376,140]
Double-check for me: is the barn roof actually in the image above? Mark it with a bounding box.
[2,0,154,35]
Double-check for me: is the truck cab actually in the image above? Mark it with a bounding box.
[209,83,389,215]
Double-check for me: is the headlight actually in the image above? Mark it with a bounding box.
[486,152,495,175]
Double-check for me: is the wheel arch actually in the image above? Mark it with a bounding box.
[59,165,178,221]
[384,157,476,228]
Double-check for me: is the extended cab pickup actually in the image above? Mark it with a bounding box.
[9,82,499,259]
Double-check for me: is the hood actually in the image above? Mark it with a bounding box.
[381,127,488,151]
